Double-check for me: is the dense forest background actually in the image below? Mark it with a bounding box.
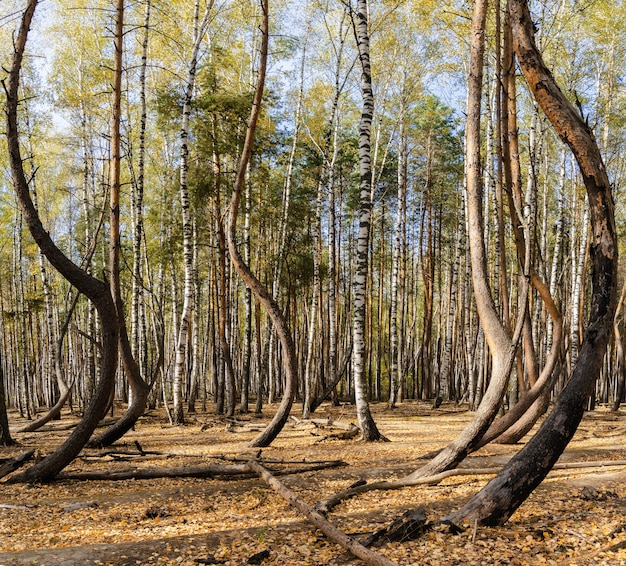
[1,0,625,429]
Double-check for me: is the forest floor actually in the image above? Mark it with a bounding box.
[0,402,625,566]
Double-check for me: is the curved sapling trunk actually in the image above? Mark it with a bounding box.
[226,0,297,447]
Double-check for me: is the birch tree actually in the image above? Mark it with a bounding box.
[172,0,213,425]
[5,0,120,483]
[350,0,386,441]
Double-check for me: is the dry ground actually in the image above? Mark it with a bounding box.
[0,402,625,566]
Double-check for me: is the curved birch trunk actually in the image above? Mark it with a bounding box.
[480,12,563,447]
[448,0,617,525]
[226,0,296,448]
[406,0,528,479]
[5,0,119,482]
[15,108,73,433]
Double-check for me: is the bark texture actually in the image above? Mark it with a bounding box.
[351,0,385,441]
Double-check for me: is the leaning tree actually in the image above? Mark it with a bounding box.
[447,0,618,525]
[4,0,121,482]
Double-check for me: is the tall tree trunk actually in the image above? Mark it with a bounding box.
[14,212,33,420]
[303,177,323,418]
[89,0,151,448]
[612,277,626,412]
[131,0,151,386]
[240,179,253,413]
[0,347,14,446]
[483,10,562,447]
[439,194,462,403]
[570,199,589,373]
[448,0,617,525]
[421,139,435,400]
[213,149,237,418]
[388,121,407,408]
[408,0,528,479]
[16,107,74,433]
[172,1,213,425]
[350,0,385,441]
[547,150,567,352]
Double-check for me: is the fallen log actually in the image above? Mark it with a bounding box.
[56,463,249,481]
[314,426,360,441]
[0,449,35,480]
[246,460,397,566]
[295,417,358,431]
[52,459,347,482]
[80,440,166,461]
[293,417,360,441]
[14,417,118,433]
[216,454,347,467]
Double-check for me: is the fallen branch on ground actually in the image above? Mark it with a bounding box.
[216,454,348,467]
[45,459,347,482]
[80,440,167,461]
[292,417,360,441]
[225,422,267,433]
[246,460,397,566]
[316,459,626,515]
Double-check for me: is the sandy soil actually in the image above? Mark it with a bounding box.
[0,403,625,565]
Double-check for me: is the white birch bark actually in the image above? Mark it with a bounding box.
[547,149,566,353]
[570,193,589,372]
[131,0,151,381]
[172,1,213,424]
[240,180,253,413]
[302,176,323,418]
[388,120,407,408]
[351,0,385,441]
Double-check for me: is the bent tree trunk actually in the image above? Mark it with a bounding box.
[448,0,617,525]
[226,0,297,448]
[88,0,152,449]
[5,0,119,482]
[407,0,527,479]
